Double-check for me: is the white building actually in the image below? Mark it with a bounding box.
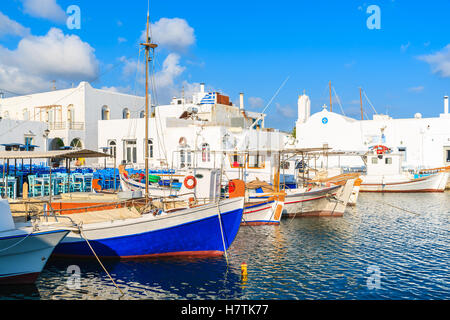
[98,84,292,181]
[0,82,146,163]
[0,118,48,152]
[295,94,450,170]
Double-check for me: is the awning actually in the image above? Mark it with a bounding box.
[0,149,112,160]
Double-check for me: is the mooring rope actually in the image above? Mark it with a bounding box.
[380,200,420,216]
[78,225,125,297]
[215,202,229,266]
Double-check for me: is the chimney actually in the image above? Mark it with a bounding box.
[200,83,205,93]
[445,96,449,114]
[239,93,244,110]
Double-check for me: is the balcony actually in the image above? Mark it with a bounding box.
[69,122,85,130]
[48,122,66,130]
[48,122,84,131]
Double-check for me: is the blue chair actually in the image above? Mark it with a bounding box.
[28,175,43,197]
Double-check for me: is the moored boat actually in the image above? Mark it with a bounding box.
[359,147,449,193]
[0,200,70,284]
[52,196,244,259]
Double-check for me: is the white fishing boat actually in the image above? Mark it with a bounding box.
[0,200,70,284]
[243,195,285,225]
[282,178,356,217]
[246,178,356,217]
[359,146,449,192]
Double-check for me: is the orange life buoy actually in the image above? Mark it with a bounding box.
[184,176,197,189]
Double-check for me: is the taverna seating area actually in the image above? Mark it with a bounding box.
[0,163,95,199]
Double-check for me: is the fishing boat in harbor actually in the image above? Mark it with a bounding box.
[0,199,70,284]
[228,179,285,226]
[51,196,243,258]
[359,146,449,192]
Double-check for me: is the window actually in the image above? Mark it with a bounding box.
[24,137,33,149]
[281,161,290,170]
[123,140,137,163]
[201,143,210,162]
[68,105,74,123]
[247,154,265,169]
[229,154,246,168]
[101,106,110,120]
[446,150,450,163]
[22,109,29,120]
[144,139,153,159]
[122,108,130,119]
[140,110,145,118]
[179,146,192,168]
[371,157,378,164]
[385,157,392,164]
[108,140,117,158]
[398,147,407,162]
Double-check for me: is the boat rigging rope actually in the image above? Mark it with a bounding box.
[0,230,35,253]
[77,225,125,297]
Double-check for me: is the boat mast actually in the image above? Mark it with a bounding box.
[140,9,158,203]
[329,81,332,112]
[360,87,364,120]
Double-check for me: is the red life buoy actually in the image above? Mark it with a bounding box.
[228,181,236,193]
[373,145,390,155]
[184,176,197,189]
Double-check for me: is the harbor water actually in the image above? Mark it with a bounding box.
[1,192,449,300]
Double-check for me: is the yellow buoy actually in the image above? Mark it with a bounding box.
[241,262,248,277]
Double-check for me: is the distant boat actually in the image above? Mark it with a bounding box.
[243,197,285,225]
[52,197,244,259]
[247,179,356,217]
[0,200,69,284]
[282,179,356,217]
[359,146,449,192]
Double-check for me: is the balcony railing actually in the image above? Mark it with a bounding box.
[49,122,66,130]
[69,122,85,130]
[48,122,85,131]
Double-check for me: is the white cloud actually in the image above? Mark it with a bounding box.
[0,12,30,38]
[408,86,424,93]
[248,97,265,110]
[100,85,132,94]
[141,18,195,52]
[118,37,127,44]
[21,0,66,23]
[154,53,185,96]
[0,28,99,94]
[418,44,450,78]
[275,103,295,118]
[400,42,410,52]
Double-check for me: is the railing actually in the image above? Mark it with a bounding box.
[49,122,66,130]
[48,122,85,130]
[69,122,85,130]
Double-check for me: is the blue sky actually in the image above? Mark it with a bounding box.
[1,0,450,132]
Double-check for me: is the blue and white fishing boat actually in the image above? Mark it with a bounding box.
[0,200,70,284]
[53,196,244,259]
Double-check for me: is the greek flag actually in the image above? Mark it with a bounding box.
[200,92,216,104]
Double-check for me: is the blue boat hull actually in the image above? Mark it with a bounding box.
[53,206,243,259]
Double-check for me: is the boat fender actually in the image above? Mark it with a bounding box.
[184,176,197,189]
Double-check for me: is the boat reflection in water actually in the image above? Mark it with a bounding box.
[40,256,243,300]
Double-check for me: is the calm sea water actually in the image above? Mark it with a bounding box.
[1,192,449,300]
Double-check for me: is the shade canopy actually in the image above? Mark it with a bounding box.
[0,149,112,160]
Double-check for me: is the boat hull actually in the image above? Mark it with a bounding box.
[242,198,284,226]
[283,179,355,217]
[360,172,448,193]
[0,229,70,284]
[53,197,244,259]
